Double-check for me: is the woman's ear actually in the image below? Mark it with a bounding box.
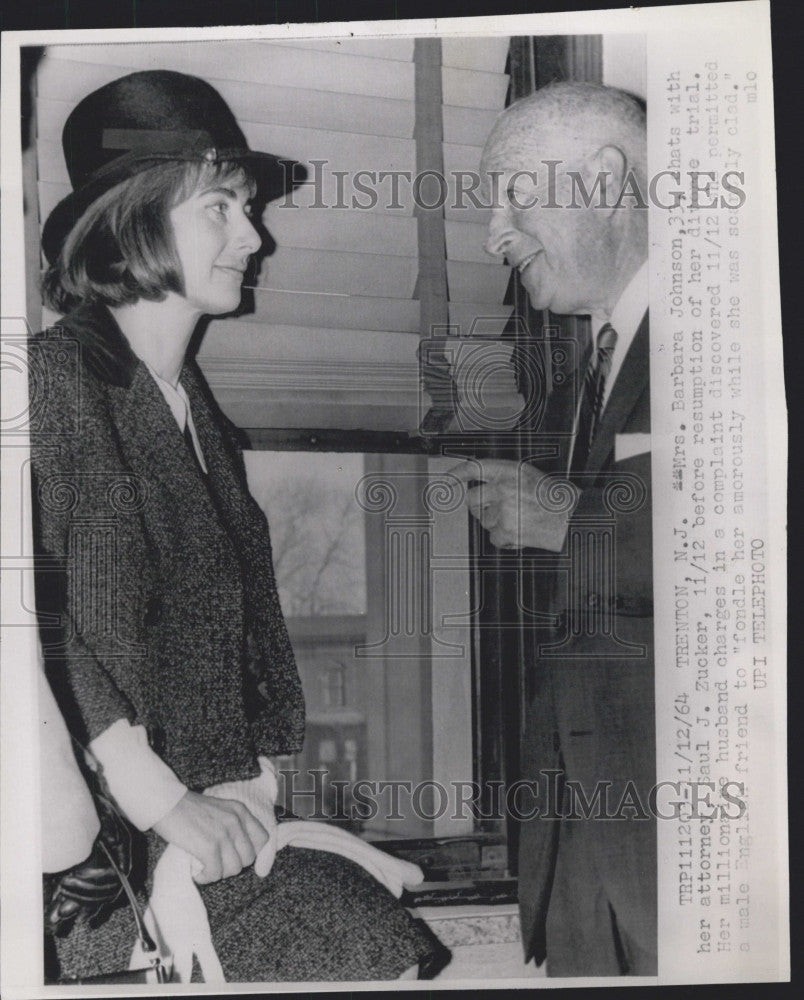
[579,144,628,217]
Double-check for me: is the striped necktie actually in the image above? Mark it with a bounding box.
[570,322,618,478]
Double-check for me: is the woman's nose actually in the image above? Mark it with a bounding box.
[236,213,262,255]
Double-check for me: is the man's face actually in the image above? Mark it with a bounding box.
[481,137,615,315]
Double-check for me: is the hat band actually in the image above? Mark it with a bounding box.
[102,128,213,153]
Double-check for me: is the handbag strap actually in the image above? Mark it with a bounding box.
[98,840,170,983]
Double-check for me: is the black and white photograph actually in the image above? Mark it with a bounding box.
[0,3,787,992]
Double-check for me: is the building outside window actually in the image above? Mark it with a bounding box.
[245,449,474,843]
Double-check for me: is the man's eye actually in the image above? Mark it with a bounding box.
[508,188,527,209]
[209,201,229,215]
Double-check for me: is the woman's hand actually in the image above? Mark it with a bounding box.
[152,790,269,884]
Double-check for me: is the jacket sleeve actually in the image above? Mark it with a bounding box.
[30,337,145,746]
[561,449,653,610]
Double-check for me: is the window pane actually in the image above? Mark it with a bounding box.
[244,450,473,841]
[244,451,366,616]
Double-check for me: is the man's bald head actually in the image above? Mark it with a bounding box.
[480,82,648,316]
[482,82,646,187]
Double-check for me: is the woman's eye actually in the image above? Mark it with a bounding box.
[209,201,229,216]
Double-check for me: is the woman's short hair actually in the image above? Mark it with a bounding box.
[42,159,258,314]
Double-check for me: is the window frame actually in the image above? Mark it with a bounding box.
[242,33,607,893]
[244,430,516,894]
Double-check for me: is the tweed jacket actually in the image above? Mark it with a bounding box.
[30,309,444,988]
[30,301,305,791]
[517,312,656,969]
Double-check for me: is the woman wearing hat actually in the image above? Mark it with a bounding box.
[31,70,446,983]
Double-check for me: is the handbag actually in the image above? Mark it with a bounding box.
[46,787,172,985]
[57,841,172,985]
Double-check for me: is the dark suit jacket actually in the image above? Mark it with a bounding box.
[30,302,305,791]
[518,312,655,967]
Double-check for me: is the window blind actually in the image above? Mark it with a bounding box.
[34,37,514,431]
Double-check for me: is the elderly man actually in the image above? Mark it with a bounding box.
[452,82,654,976]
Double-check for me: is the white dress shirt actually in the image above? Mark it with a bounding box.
[597,259,649,412]
[568,260,649,471]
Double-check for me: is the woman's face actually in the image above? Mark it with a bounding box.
[169,176,262,317]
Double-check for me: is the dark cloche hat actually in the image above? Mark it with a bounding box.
[42,69,307,264]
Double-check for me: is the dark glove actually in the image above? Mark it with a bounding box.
[44,791,132,937]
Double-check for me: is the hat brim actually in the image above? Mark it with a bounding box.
[41,149,307,265]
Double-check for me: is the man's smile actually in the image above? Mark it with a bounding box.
[215,263,248,276]
[513,249,543,274]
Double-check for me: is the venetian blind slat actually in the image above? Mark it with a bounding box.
[45,42,416,101]
[254,247,418,299]
[36,63,417,140]
[36,115,417,183]
[442,65,510,109]
[441,36,510,73]
[197,321,422,363]
[261,38,415,61]
[244,290,420,333]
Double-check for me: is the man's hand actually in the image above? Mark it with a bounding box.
[151,791,269,884]
[449,458,576,552]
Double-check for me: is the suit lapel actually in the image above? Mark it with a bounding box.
[57,301,240,583]
[180,362,261,551]
[181,366,239,499]
[586,311,649,473]
[105,365,225,538]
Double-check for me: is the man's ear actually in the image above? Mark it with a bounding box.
[580,144,628,217]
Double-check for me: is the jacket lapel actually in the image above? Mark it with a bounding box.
[58,302,230,529]
[105,366,225,537]
[180,362,265,555]
[586,311,649,473]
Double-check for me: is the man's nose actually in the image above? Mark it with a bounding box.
[485,208,516,259]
